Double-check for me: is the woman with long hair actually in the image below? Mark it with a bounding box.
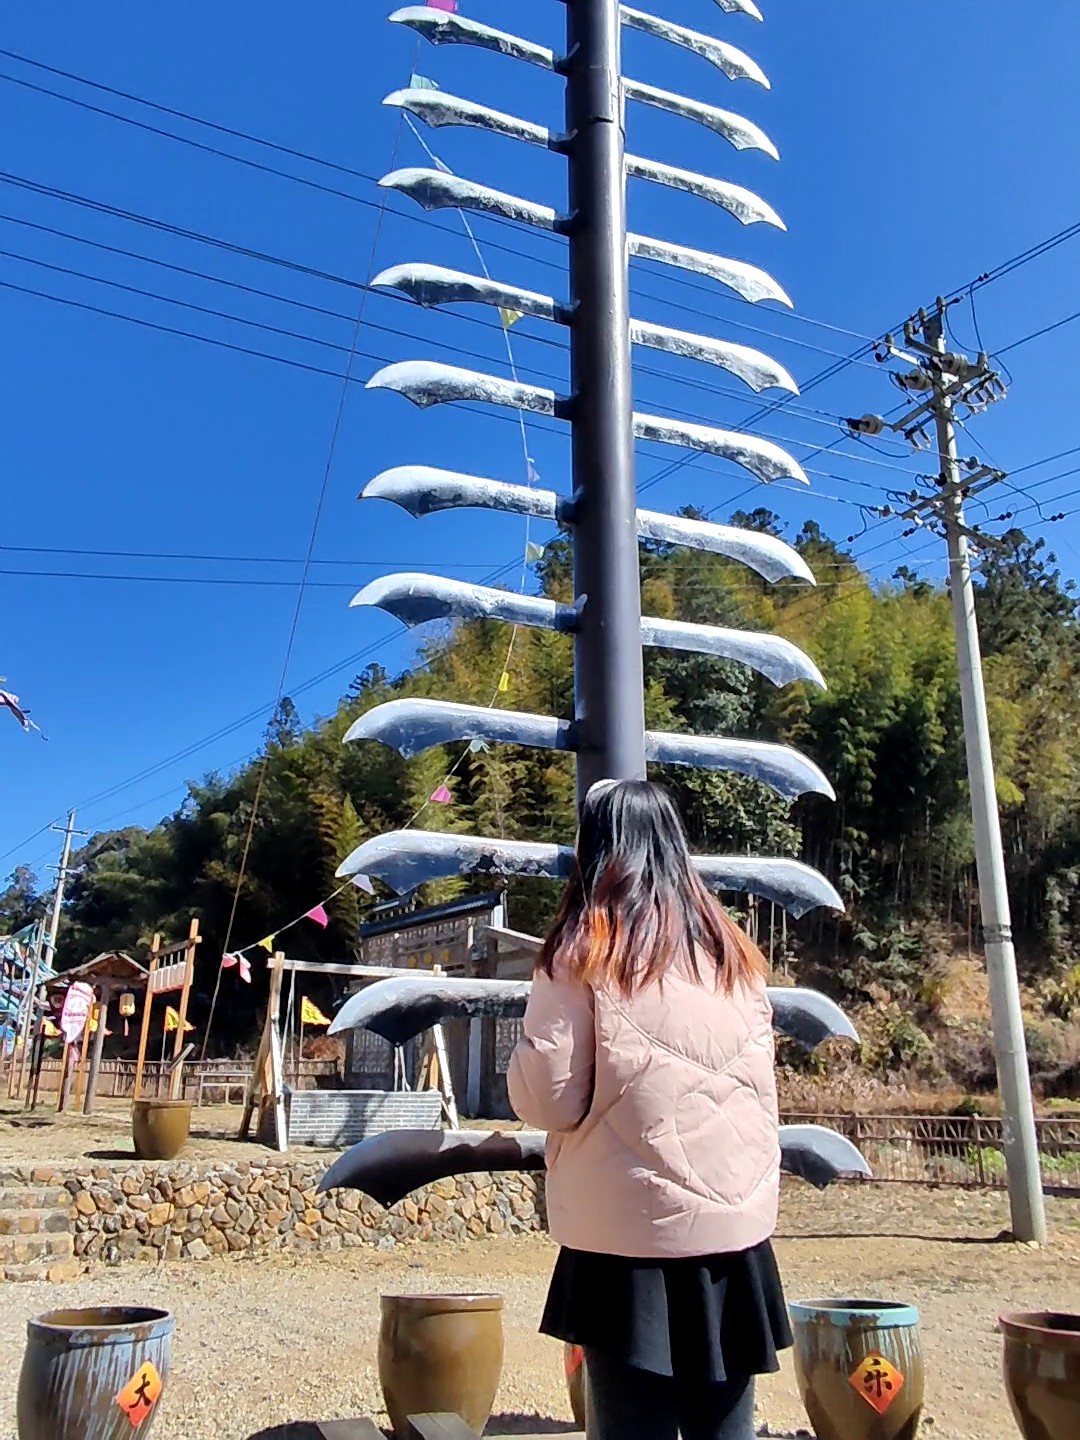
[508,779,791,1440]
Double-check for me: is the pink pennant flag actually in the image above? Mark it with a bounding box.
[222,952,239,969]
[351,874,376,895]
[427,0,458,10]
[431,784,453,804]
[304,904,330,928]
[238,956,252,984]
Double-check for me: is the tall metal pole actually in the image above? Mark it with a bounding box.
[564,0,646,800]
[928,309,1047,1244]
[13,808,79,1099]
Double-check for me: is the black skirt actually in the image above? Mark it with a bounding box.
[540,1239,793,1384]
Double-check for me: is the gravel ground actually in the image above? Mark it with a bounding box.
[3,1186,1079,1439]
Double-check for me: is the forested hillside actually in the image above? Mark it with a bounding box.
[4,510,1078,1089]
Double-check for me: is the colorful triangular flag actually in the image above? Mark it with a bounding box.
[469,738,490,754]
[427,0,458,11]
[498,671,510,693]
[300,996,332,1027]
[238,956,252,984]
[257,935,275,953]
[525,540,545,563]
[499,307,523,329]
[164,1005,194,1034]
[410,73,440,91]
[304,904,330,928]
[351,873,376,895]
[526,457,539,484]
[221,952,239,969]
[431,784,453,804]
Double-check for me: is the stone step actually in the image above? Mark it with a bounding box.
[0,1209,73,1237]
[0,1231,75,1265]
[3,1258,82,1283]
[0,1186,71,1210]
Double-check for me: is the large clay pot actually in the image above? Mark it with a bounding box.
[999,1311,1080,1440]
[17,1306,174,1440]
[132,1099,191,1161]
[565,1343,586,1428]
[790,1299,923,1440]
[379,1293,503,1439]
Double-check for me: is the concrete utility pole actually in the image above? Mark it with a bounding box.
[14,808,83,1101]
[850,300,1047,1244]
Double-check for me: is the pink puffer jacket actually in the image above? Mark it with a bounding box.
[507,951,780,1259]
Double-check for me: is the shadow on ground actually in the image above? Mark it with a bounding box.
[245,1419,579,1439]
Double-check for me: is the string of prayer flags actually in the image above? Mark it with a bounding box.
[351,874,376,895]
[257,935,275,954]
[430,784,453,804]
[410,73,440,91]
[0,685,44,737]
[238,955,252,984]
[526,457,540,484]
[469,738,489,754]
[300,997,332,1027]
[427,0,458,11]
[525,540,545,563]
[498,671,511,694]
[304,904,330,929]
[499,307,523,329]
[164,1005,194,1034]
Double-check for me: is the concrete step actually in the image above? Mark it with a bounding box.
[0,1208,73,1237]
[3,1258,82,1283]
[0,1231,75,1265]
[0,1186,71,1210]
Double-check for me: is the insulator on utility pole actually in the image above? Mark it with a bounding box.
[844,414,885,437]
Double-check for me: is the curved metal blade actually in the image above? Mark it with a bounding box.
[714,0,764,20]
[329,973,854,1050]
[642,616,825,689]
[345,699,573,757]
[336,832,841,917]
[351,573,576,631]
[777,1125,873,1188]
[768,988,860,1048]
[380,167,558,231]
[373,266,793,394]
[634,411,806,485]
[621,6,769,87]
[367,362,803,487]
[345,698,834,801]
[363,469,814,584]
[388,7,557,72]
[624,78,777,159]
[367,360,558,416]
[692,856,843,916]
[336,831,570,891]
[329,975,531,1044]
[631,233,791,306]
[317,1123,869,1206]
[632,321,797,394]
[645,732,834,800]
[384,88,556,150]
[626,155,784,229]
[372,263,561,324]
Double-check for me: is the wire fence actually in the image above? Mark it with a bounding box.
[1,1056,337,1104]
[780,1111,1080,1193]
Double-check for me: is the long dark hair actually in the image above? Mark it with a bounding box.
[539,779,765,995]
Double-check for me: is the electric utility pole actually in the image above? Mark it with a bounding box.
[13,808,83,1100]
[849,299,1047,1244]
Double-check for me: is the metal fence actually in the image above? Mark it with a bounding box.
[780,1111,1080,1193]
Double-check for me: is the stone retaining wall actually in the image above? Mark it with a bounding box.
[6,1161,545,1267]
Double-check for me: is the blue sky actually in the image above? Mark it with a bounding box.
[3,1,1079,881]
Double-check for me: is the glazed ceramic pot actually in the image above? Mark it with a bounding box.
[378,1293,503,1439]
[565,1343,586,1428]
[790,1299,923,1440]
[131,1099,191,1161]
[999,1311,1080,1440]
[17,1306,173,1440]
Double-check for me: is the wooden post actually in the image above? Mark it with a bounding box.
[57,1042,77,1113]
[267,953,287,1152]
[74,1005,94,1108]
[172,917,199,1060]
[83,987,111,1116]
[133,934,160,1101]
